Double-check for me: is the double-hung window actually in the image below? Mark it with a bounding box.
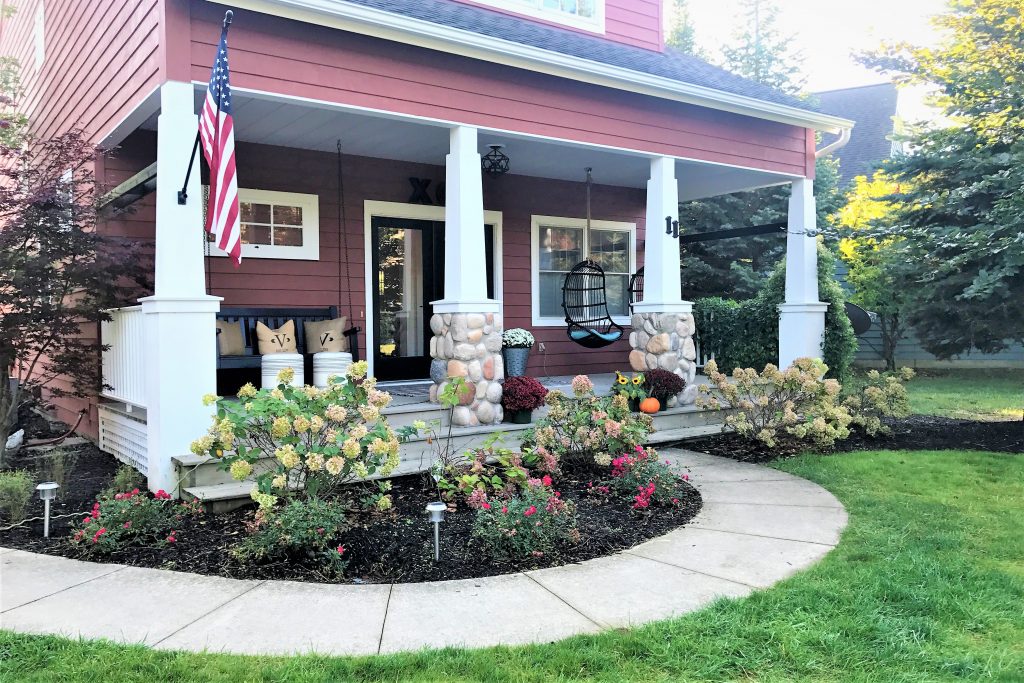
[531,215,635,326]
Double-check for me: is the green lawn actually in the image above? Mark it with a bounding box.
[904,369,1024,421]
[2,449,1023,682]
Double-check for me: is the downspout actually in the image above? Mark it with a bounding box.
[815,127,852,158]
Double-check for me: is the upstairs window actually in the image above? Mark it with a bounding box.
[473,0,605,33]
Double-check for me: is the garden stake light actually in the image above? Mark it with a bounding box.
[426,501,446,561]
[35,482,59,538]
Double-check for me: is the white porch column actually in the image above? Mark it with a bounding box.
[427,125,503,425]
[628,156,698,404]
[139,81,222,495]
[778,178,828,369]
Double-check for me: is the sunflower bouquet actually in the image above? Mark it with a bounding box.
[610,371,647,401]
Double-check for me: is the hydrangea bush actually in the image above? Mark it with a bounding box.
[696,358,853,449]
[522,375,652,470]
[843,367,915,436]
[71,488,203,555]
[471,480,579,559]
[501,328,535,348]
[190,361,411,511]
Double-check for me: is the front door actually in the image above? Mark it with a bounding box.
[370,217,494,381]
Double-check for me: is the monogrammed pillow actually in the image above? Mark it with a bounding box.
[305,316,349,353]
[215,319,245,356]
[255,320,297,354]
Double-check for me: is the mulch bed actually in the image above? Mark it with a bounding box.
[678,416,1023,463]
[1,450,702,584]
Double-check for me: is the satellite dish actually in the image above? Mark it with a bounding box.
[844,302,873,336]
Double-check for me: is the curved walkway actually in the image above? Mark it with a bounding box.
[0,450,847,656]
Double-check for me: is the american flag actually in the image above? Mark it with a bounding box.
[199,25,241,266]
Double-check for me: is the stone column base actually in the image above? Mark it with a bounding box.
[628,312,698,406]
[428,312,504,426]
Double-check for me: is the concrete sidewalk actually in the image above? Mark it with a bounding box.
[0,450,847,656]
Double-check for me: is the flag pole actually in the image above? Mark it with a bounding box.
[176,10,233,206]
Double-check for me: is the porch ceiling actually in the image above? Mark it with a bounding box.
[139,88,795,199]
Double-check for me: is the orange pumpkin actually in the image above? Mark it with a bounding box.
[639,397,661,414]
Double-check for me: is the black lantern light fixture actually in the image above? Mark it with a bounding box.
[481,144,510,177]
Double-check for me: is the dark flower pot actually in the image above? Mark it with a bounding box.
[503,347,531,377]
[628,398,640,412]
[509,409,533,424]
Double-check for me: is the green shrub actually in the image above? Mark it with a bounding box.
[521,376,652,471]
[71,488,203,555]
[694,245,858,382]
[100,464,145,500]
[234,497,350,575]
[0,470,34,523]
[471,482,578,559]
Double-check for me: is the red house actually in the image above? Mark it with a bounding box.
[1,0,852,496]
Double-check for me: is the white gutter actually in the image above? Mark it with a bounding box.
[815,127,852,158]
[214,0,856,134]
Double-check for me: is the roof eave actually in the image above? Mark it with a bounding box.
[212,0,856,134]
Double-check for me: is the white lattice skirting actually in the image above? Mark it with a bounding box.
[97,406,148,475]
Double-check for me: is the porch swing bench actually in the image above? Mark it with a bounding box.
[561,260,624,349]
[215,306,360,370]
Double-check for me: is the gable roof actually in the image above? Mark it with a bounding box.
[343,0,814,112]
[815,82,898,185]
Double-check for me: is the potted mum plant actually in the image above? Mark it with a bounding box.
[611,371,647,412]
[502,328,535,377]
[642,368,685,410]
[501,376,549,423]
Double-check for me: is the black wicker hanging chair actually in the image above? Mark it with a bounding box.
[627,266,645,313]
[561,259,625,348]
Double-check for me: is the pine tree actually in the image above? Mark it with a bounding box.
[721,0,805,96]
[666,0,705,58]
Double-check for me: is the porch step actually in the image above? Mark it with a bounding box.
[174,403,730,512]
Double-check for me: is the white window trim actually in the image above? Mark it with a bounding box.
[469,0,605,33]
[530,214,635,328]
[206,188,320,261]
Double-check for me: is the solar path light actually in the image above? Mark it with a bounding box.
[425,501,446,561]
[35,482,59,538]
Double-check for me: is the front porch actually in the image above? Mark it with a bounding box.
[97,81,828,494]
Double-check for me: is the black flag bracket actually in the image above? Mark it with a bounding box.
[177,10,233,206]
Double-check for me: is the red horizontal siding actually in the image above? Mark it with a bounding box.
[455,0,662,52]
[0,0,162,144]
[189,4,808,176]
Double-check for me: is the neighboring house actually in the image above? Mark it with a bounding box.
[0,0,851,493]
[816,82,899,187]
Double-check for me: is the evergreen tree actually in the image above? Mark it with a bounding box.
[857,0,1024,357]
[721,0,805,96]
[666,0,705,57]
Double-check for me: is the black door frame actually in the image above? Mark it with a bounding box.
[370,216,495,381]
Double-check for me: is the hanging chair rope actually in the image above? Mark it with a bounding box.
[336,140,361,361]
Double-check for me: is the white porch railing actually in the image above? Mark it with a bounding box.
[101,305,146,409]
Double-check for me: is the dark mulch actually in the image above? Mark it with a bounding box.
[678,415,1023,463]
[1,455,702,584]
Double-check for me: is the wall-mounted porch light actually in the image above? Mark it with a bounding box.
[481,144,510,177]
[425,501,446,561]
[35,482,59,538]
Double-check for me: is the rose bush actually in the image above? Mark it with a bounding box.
[71,488,202,556]
[606,446,689,510]
[470,480,578,559]
[190,361,411,511]
[696,358,853,449]
[233,497,350,576]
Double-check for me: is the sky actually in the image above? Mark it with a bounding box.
[671,0,948,119]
